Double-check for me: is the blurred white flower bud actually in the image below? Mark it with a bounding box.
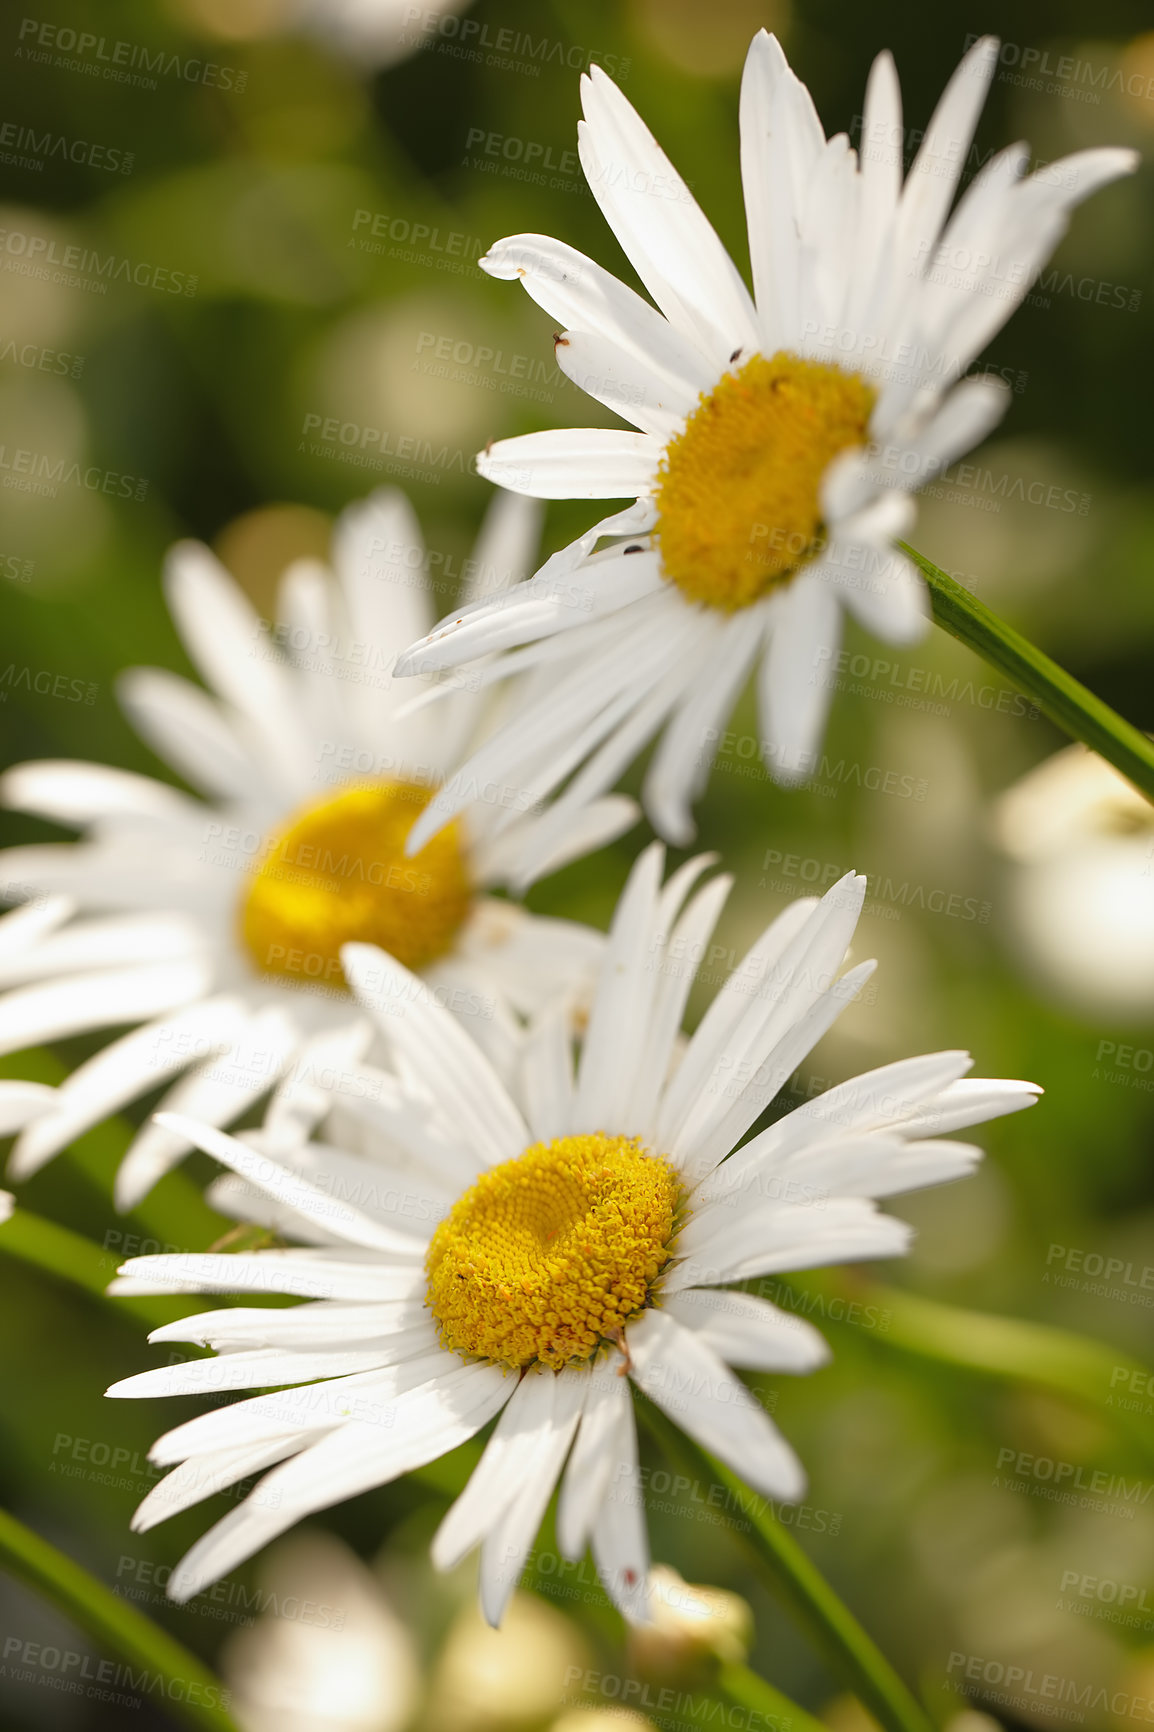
[221,1530,420,1732]
[994,745,1154,1015]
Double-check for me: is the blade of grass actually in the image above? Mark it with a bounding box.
[907,544,1154,802]
[0,1507,238,1732]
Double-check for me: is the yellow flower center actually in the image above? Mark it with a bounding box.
[654,350,876,611]
[426,1134,681,1370]
[240,780,471,989]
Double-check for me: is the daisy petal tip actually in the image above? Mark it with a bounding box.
[390,646,423,679]
[403,801,446,857]
[778,1462,808,1504]
[650,808,697,849]
[113,1172,148,1216]
[5,1142,47,1184]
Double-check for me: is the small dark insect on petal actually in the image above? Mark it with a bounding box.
[623,544,644,554]
[624,1568,638,1586]
[730,347,744,364]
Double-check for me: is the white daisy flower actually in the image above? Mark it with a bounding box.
[105,847,1039,1624]
[0,488,635,1210]
[394,33,1137,845]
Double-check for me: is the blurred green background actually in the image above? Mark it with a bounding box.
[1,0,1153,1727]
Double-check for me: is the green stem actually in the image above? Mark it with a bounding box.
[718,1659,831,1732]
[0,1508,238,1732]
[904,543,1154,803]
[638,1400,935,1732]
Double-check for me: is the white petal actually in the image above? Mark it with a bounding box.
[163,540,313,793]
[641,610,762,845]
[115,1011,300,1211]
[665,874,870,1179]
[663,1287,830,1372]
[0,894,74,956]
[834,545,929,645]
[333,487,434,690]
[760,575,841,785]
[843,50,902,334]
[628,1308,805,1500]
[556,1357,632,1561]
[478,1363,589,1625]
[476,429,660,500]
[892,36,999,283]
[578,65,760,367]
[845,1137,983,1198]
[589,1388,651,1624]
[393,547,665,672]
[626,870,733,1136]
[0,1080,54,1136]
[340,945,527,1164]
[553,329,693,440]
[896,1077,1041,1136]
[572,842,666,1133]
[148,1299,428,1352]
[480,233,716,401]
[162,1362,511,1601]
[739,31,824,351]
[151,1114,417,1255]
[8,996,249,1181]
[655,894,821,1144]
[148,1355,453,1465]
[108,1332,435,1399]
[0,961,210,1059]
[519,999,575,1145]
[664,1196,912,1291]
[111,1251,425,1302]
[117,668,262,804]
[0,912,206,988]
[132,1436,307,1533]
[432,1365,556,1573]
[486,793,639,894]
[260,1019,376,1151]
[1,760,196,826]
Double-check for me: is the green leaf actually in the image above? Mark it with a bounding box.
[636,1396,937,1732]
[0,1206,212,1334]
[907,543,1154,803]
[0,1506,238,1732]
[854,1280,1154,1466]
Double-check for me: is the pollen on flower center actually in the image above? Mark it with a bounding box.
[654,351,876,612]
[426,1134,681,1370]
[240,780,471,989]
